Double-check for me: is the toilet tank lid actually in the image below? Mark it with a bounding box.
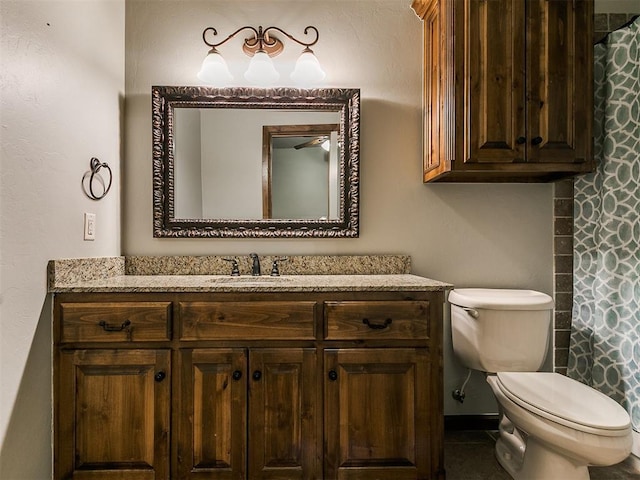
[448,288,554,310]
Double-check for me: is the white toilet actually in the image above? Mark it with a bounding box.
[449,288,632,480]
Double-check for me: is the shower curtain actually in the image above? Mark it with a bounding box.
[567,17,640,433]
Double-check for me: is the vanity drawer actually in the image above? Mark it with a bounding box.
[179,301,317,340]
[324,300,429,340]
[59,302,172,343]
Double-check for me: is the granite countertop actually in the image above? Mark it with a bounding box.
[47,255,452,293]
[49,274,451,293]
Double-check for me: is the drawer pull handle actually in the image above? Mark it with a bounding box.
[531,136,543,146]
[252,370,262,381]
[362,318,392,330]
[328,370,338,381]
[232,370,243,381]
[98,319,131,332]
[154,371,166,382]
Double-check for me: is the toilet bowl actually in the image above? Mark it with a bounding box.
[448,288,633,480]
[488,372,632,480]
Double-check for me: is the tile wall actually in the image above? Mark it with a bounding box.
[553,179,574,374]
[594,12,639,43]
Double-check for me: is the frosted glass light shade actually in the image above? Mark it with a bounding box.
[291,50,326,85]
[244,51,279,85]
[197,51,233,85]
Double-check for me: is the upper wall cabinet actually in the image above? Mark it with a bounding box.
[412,0,594,182]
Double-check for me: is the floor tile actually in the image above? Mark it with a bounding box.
[445,430,640,480]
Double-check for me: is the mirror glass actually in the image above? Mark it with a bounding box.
[262,123,340,220]
[152,86,360,238]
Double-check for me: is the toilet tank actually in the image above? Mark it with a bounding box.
[449,288,554,373]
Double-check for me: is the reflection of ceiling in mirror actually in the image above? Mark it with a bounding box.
[275,136,310,149]
[273,135,329,149]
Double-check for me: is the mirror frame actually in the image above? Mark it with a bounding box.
[152,86,360,238]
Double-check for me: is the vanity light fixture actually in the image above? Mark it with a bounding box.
[197,25,326,86]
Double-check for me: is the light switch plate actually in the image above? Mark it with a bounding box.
[84,213,96,241]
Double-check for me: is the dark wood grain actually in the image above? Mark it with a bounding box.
[413,0,594,183]
[54,290,446,479]
[60,302,171,343]
[56,349,170,479]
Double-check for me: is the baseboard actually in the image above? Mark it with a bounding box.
[445,414,499,431]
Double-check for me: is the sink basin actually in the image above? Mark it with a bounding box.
[209,276,293,284]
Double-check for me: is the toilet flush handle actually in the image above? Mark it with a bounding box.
[462,307,479,319]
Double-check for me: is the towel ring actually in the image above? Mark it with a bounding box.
[82,157,112,200]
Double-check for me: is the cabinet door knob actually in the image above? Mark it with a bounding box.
[328,370,338,381]
[232,370,242,381]
[516,136,526,145]
[531,136,543,146]
[252,370,262,381]
[154,371,166,382]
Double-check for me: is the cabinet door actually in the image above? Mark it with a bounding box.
[248,348,319,480]
[56,349,170,480]
[324,348,431,480]
[465,0,526,165]
[178,348,247,480]
[418,0,454,180]
[526,0,593,165]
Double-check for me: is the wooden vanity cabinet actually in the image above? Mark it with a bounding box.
[55,299,173,479]
[57,348,171,480]
[323,300,436,479]
[178,347,318,479]
[176,300,320,478]
[324,348,431,479]
[413,0,594,182]
[54,290,444,480]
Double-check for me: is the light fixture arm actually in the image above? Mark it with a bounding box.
[260,25,319,49]
[202,26,258,50]
[201,25,319,57]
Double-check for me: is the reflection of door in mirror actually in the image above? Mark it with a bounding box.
[262,124,340,220]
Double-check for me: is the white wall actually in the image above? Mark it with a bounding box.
[125,0,554,417]
[197,109,337,219]
[0,1,124,478]
[272,146,329,219]
[174,108,203,218]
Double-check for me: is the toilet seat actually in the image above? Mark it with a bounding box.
[496,372,630,436]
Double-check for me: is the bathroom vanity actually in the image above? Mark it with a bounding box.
[50,257,451,480]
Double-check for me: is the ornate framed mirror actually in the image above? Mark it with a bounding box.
[152,86,360,238]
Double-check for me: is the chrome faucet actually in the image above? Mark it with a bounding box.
[249,253,261,276]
